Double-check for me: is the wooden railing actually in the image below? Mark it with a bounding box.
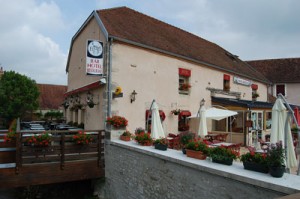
[0,130,105,188]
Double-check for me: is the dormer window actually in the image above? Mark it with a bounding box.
[276,84,286,96]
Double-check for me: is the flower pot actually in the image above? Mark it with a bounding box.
[269,166,285,178]
[120,135,131,141]
[154,143,168,151]
[243,161,269,173]
[212,157,233,165]
[139,141,152,146]
[186,149,207,160]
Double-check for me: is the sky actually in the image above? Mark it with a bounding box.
[0,0,299,85]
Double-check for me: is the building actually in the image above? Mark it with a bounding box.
[37,84,67,114]
[65,7,272,144]
[247,58,300,106]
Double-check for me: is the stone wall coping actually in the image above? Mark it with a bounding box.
[109,139,300,194]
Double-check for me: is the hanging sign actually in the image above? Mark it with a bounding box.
[233,76,252,86]
[86,40,103,76]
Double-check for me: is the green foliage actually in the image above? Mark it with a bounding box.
[267,141,285,167]
[241,151,268,166]
[0,71,39,125]
[179,132,195,146]
[44,110,63,120]
[185,139,209,154]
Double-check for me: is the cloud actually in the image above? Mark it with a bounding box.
[0,0,67,85]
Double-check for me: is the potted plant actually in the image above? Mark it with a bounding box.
[179,132,195,154]
[179,83,191,91]
[267,141,285,177]
[241,151,268,173]
[120,130,131,141]
[209,146,239,165]
[25,133,51,147]
[106,115,128,129]
[153,137,168,151]
[185,139,209,160]
[72,131,93,145]
[171,109,181,115]
[252,93,260,98]
[134,131,153,146]
[4,131,17,143]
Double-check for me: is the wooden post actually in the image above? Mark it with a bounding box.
[60,132,65,170]
[15,132,21,174]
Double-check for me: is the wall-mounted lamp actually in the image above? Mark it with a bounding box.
[200,98,205,107]
[130,90,138,103]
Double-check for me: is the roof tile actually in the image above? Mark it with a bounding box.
[98,7,269,83]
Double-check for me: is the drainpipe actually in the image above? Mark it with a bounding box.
[107,38,113,118]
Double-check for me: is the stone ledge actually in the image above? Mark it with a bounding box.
[110,139,300,195]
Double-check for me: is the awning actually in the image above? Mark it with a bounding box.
[212,97,273,109]
[179,110,191,118]
[189,107,238,121]
[146,110,166,121]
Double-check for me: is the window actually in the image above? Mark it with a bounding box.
[276,84,286,96]
[178,68,191,95]
[178,111,191,131]
[223,74,230,91]
[266,111,272,130]
[251,84,259,99]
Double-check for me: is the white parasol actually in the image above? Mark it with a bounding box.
[150,100,165,139]
[270,98,297,169]
[198,106,208,138]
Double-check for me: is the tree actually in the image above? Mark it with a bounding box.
[44,110,63,121]
[0,71,40,127]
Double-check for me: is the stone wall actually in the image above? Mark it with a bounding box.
[103,140,300,199]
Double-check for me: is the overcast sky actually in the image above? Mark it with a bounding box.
[1,0,299,85]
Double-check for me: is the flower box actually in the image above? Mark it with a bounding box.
[120,135,131,141]
[186,149,207,160]
[154,143,168,151]
[212,157,233,165]
[243,161,269,173]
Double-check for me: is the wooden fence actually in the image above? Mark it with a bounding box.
[0,130,105,188]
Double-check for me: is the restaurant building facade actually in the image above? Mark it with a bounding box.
[65,7,273,145]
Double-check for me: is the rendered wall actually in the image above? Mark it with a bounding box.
[103,141,300,199]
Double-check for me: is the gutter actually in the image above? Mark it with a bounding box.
[110,35,271,85]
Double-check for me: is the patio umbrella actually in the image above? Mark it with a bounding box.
[150,100,165,139]
[270,98,297,169]
[189,107,237,120]
[198,106,208,138]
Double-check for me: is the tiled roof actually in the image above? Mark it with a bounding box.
[97,7,269,83]
[247,58,300,83]
[37,84,67,110]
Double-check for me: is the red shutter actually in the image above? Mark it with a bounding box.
[251,84,258,90]
[179,68,191,77]
[223,74,230,81]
